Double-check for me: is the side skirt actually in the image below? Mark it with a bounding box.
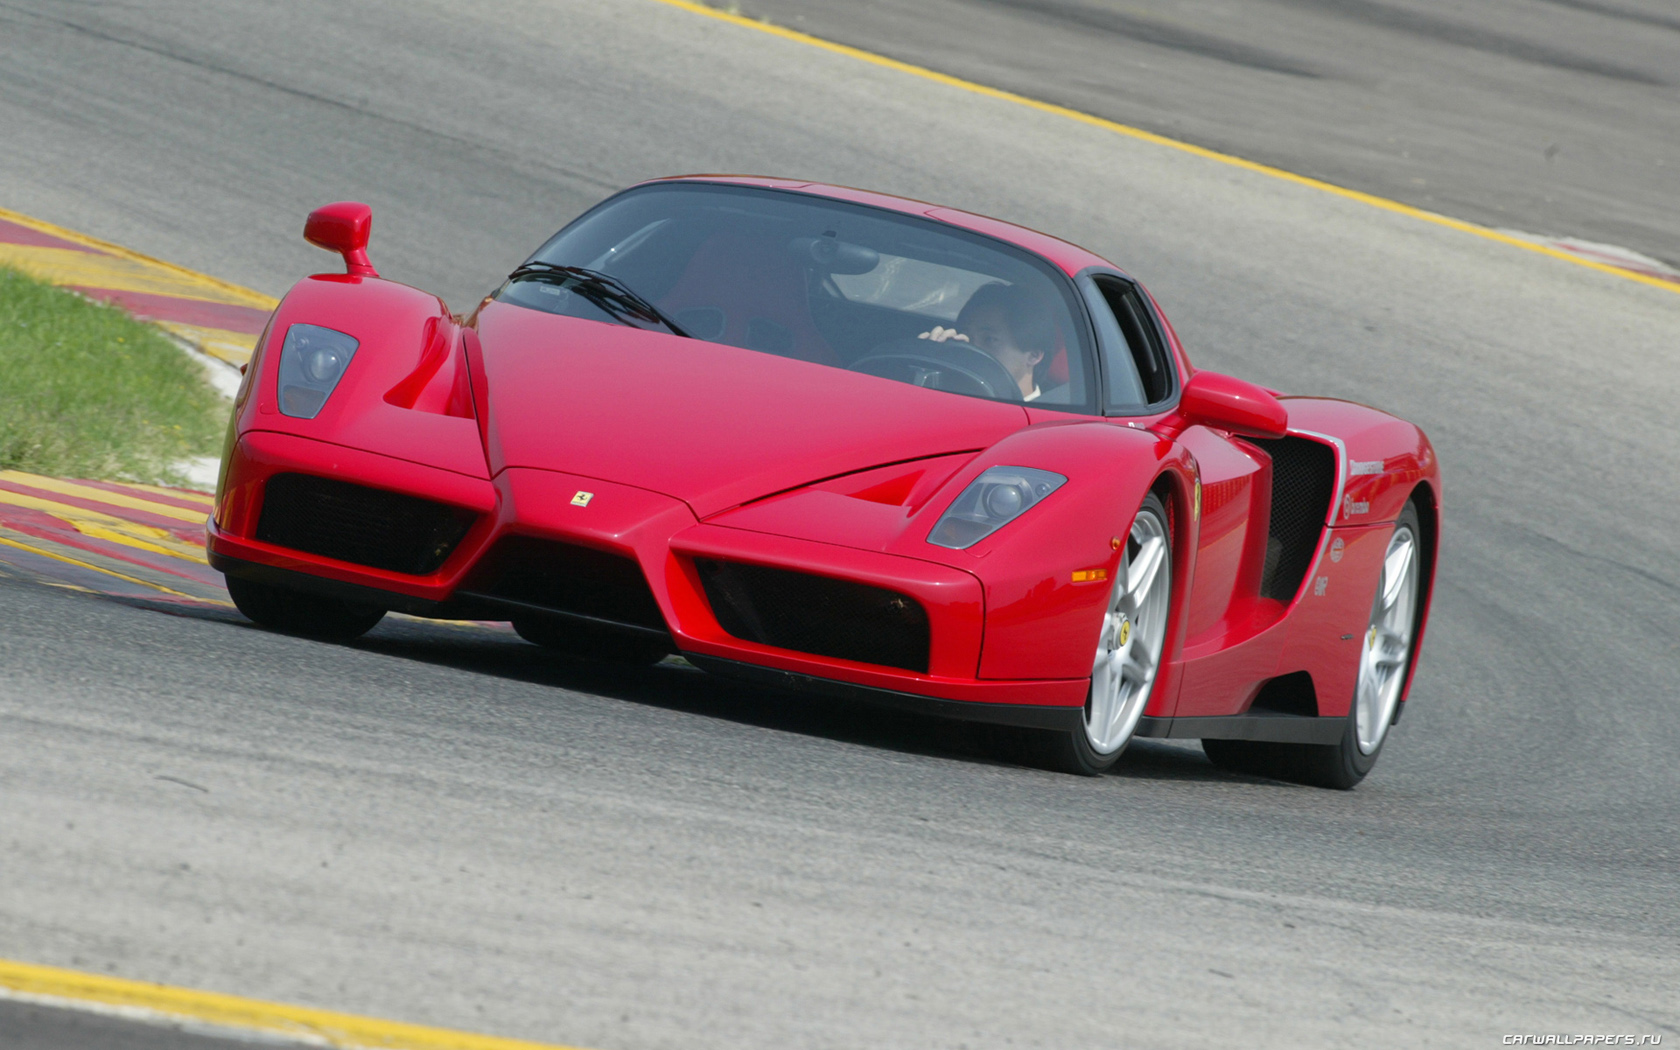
[686,655,1084,732]
[1136,713,1348,746]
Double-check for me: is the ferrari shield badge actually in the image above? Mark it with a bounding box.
[571,491,594,507]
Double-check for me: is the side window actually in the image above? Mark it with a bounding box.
[1084,275,1174,412]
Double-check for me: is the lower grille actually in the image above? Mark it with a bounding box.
[1251,436,1336,601]
[256,473,475,575]
[695,559,930,673]
[472,536,666,631]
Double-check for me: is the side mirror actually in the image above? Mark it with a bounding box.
[303,201,379,278]
[1170,370,1288,439]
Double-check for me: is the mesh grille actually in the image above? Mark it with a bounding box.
[475,536,666,631]
[256,473,476,575]
[1251,436,1336,601]
[695,559,930,672]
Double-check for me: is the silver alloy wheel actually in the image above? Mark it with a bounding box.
[1354,523,1420,754]
[1086,505,1171,754]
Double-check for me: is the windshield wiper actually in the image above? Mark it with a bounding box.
[505,262,689,338]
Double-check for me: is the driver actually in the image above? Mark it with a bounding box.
[919,282,1054,401]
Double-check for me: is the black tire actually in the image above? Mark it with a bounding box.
[1025,719,1125,777]
[225,575,385,642]
[1201,719,1380,790]
[512,615,671,665]
[1203,500,1425,789]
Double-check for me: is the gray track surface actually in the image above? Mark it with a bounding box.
[728,0,1680,270]
[1,1,1678,1047]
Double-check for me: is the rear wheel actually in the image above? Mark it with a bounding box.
[1032,493,1172,775]
[1203,501,1423,789]
[512,614,671,665]
[225,575,385,642]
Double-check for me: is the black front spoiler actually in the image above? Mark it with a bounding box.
[211,551,443,616]
[211,552,671,641]
[213,553,1355,745]
[684,655,1085,732]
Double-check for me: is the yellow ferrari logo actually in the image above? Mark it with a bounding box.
[1119,618,1131,646]
[1368,626,1377,648]
[571,491,594,507]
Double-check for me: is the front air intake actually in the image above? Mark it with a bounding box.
[256,473,476,575]
[471,535,667,632]
[695,559,931,672]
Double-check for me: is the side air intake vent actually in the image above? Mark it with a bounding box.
[256,473,476,575]
[1249,670,1318,717]
[1250,436,1336,601]
[695,559,931,673]
[471,536,666,632]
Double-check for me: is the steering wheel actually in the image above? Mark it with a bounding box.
[848,337,1022,401]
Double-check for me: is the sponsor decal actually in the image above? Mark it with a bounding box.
[1349,459,1384,476]
[1314,576,1329,596]
[1330,536,1346,562]
[571,490,594,507]
[1342,494,1370,517]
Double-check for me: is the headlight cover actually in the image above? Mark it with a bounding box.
[277,323,359,419]
[927,465,1067,549]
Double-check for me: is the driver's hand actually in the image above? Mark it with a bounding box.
[919,326,969,343]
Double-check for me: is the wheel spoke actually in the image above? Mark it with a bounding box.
[1373,637,1408,667]
[1380,535,1415,610]
[1355,660,1380,734]
[1128,535,1166,598]
[1121,652,1151,682]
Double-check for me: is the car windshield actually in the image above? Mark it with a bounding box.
[504,183,1096,411]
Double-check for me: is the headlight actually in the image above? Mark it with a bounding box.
[277,323,359,419]
[927,465,1066,549]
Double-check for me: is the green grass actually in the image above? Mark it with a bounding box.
[0,265,225,484]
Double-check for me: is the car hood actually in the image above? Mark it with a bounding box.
[474,304,1029,518]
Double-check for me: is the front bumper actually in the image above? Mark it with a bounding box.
[211,431,1089,717]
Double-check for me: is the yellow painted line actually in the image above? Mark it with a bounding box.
[0,958,588,1050]
[0,488,208,563]
[650,0,1680,298]
[0,471,211,524]
[0,243,267,307]
[0,205,278,310]
[0,535,205,601]
[157,320,260,366]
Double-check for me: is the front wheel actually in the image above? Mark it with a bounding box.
[225,575,385,642]
[1204,501,1424,789]
[1032,492,1172,775]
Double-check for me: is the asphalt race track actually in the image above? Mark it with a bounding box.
[732,0,1680,272]
[2,2,1678,1047]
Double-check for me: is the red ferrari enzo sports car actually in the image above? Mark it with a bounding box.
[210,177,1439,785]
